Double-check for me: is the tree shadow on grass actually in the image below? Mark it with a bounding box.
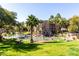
[12,43,43,52]
[0,39,43,53]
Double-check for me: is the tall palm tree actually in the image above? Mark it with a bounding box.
[26,14,39,43]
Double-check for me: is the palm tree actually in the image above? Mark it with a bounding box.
[26,14,39,43]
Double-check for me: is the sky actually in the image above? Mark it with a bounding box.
[0,3,79,22]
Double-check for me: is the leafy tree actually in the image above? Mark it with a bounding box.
[68,25,78,32]
[69,16,79,25]
[26,14,39,43]
[49,13,62,33]
[0,6,17,41]
[68,16,79,32]
[53,13,62,25]
[60,18,69,28]
[0,6,17,26]
[49,13,69,34]
[48,15,54,24]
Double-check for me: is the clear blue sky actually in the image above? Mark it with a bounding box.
[1,3,79,22]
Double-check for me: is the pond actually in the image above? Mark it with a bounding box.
[3,34,30,39]
[3,34,65,41]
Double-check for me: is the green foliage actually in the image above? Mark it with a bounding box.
[53,13,62,24]
[0,6,17,26]
[26,14,39,27]
[69,16,79,25]
[68,16,79,32]
[49,13,68,34]
[68,25,78,32]
[60,18,69,28]
[0,6,18,34]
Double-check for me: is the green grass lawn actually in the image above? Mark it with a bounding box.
[0,39,79,56]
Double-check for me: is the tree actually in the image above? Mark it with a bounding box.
[53,13,62,25]
[53,13,62,33]
[68,25,78,32]
[48,15,54,24]
[0,6,17,26]
[49,13,69,34]
[26,14,39,43]
[60,18,69,28]
[0,6,17,41]
[68,16,79,32]
[49,13,62,33]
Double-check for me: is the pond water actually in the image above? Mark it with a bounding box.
[3,34,64,41]
[3,34,30,39]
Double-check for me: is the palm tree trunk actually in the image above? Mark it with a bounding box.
[30,26,33,43]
